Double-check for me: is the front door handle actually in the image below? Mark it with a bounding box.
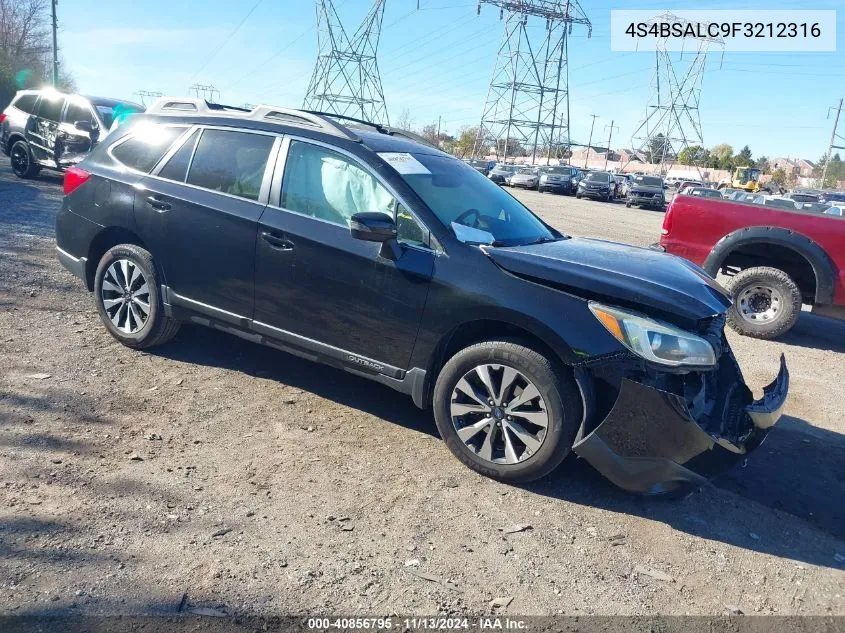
[146,195,171,212]
[260,231,294,251]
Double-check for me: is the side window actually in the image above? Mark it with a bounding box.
[157,129,200,182]
[36,96,65,122]
[63,102,95,126]
[281,140,394,226]
[13,94,37,113]
[186,129,274,201]
[110,125,185,173]
[396,203,428,248]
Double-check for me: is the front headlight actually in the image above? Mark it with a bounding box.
[588,302,716,366]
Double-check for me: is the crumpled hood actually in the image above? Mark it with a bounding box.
[487,237,731,321]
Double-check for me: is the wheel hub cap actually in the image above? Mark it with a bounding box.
[738,284,783,323]
[449,364,549,465]
[101,259,151,334]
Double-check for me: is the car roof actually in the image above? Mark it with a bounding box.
[140,97,450,159]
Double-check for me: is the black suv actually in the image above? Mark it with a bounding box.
[55,98,788,494]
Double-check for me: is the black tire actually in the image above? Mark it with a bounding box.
[625,201,631,208]
[575,193,582,199]
[432,341,582,483]
[726,266,801,340]
[10,140,40,179]
[94,244,180,349]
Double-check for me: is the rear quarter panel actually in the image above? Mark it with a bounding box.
[661,196,845,304]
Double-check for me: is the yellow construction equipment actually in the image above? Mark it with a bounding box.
[718,166,763,192]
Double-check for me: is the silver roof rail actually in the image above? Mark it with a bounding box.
[144,97,359,142]
[249,105,360,141]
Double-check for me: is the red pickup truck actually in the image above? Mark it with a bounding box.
[659,193,845,339]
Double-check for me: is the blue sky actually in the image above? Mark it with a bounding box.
[60,0,844,160]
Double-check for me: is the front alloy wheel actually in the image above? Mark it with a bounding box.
[450,364,548,464]
[433,341,581,483]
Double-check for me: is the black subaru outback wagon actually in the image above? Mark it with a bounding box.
[55,98,789,494]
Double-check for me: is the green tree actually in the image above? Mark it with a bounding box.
[770,167,788,186]
[450,125,479,158]
[736,145,753,166]
[709,143,734,170]
[677,145,709,166]
[754,155,770,173]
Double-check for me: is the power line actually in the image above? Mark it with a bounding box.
[188,0,266,86]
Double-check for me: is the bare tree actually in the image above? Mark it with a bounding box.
[393,107,413,132]
[1,0,72,108]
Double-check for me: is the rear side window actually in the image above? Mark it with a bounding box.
[12,94,37,113]
[110,124,185,173]
[186,129,274,201]
[36,96,65,122]
[157,129,200,182]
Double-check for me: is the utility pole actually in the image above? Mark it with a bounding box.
[51,0,59,87]
[604,120,619,170]
[821,98,844,187]
[436,115,441,147]
[584,114,599,169]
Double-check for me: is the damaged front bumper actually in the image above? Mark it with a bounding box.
[573,353,789,495]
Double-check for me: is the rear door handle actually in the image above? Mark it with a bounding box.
[260,231,294,251]
[146,195,171,212]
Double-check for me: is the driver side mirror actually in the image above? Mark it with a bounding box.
[350,212,397,243]
[74,120,93,133]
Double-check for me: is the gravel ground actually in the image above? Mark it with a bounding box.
[1,157,843,619]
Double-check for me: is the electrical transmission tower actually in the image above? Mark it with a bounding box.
[821,98,844,186]
[303,0,389,125]
[188,83,221,103]
[133,90,163,107]
[629,12,723,175]
[473,0,591,163]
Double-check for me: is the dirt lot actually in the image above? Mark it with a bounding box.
[1,157,843,619]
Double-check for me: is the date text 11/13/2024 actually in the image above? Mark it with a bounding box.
[306,617,528,630]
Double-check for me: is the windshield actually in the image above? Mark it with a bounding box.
[517,168,535,175]
[585,172,611,183]
[96,103,143,128]
[547,166,569,174]
[392,154,556,247]
[634,176,662,187]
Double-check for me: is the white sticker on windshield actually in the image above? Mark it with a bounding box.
[378,152,431,175]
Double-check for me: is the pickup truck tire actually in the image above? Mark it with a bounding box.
[94,244,181,349]
[432,341,581,484]
[726,266,802,339]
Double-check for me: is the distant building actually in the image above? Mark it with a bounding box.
[769,157,816,178]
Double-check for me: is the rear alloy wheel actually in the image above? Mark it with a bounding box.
[94,244,181,349]
[10,140,40,179]
[726,266,802,339]
[433,341,581,483]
